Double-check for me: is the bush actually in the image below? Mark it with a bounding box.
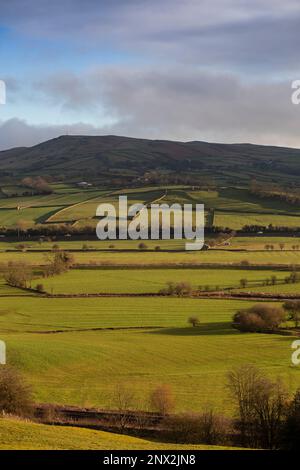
[138,242,148,250]
[0,366,33,417]
[163,410,233,445]
[159,281,192,296]
[233,304,286,332]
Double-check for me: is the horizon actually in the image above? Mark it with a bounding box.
[2,132,300,153]
[1,1,300,150]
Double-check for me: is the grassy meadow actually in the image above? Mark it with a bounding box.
[0,295,298,412]
[36,267,292,294]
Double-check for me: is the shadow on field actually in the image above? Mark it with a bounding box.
[145,322,235,336]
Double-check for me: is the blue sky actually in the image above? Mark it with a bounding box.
[1,0,300,150]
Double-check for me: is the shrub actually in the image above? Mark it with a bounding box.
[233,304,286,332]
[0,366,33,417]
[163,410,233,445]
[138,242,148,250]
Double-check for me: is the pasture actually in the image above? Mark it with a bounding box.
[36,267,292,294]
[0,248,300,266]
[0,296,298,412]
[0,182,299,448]
[0,184,299,230]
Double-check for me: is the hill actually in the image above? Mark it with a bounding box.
[0,417,237,450]
[0,135,300,185]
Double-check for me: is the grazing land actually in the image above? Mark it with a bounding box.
[0,176,299,449]
[36,268,292,294]
[1,297,298,411]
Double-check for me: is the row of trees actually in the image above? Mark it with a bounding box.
[250,179,300,207]
[159,271,299,295]
[265,243,300,251]
[21,177,53,195]
[239,271,300,289]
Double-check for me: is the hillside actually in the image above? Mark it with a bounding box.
[0,135,300,185]
[0,418,237,450]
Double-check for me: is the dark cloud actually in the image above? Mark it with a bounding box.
[1,1,300,149]
[0,118,106,150]
[2,1,300,73]
[1,67,299,150]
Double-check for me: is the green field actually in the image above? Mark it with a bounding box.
[0,418,237,450]
[0,248,299,267]
[36,268,292,294]
[218,236,300,250]
[214,212,300,229]
[0,185,299,230]
[1,295,298,412]
[0,183,299,449]
[235,282,300,295]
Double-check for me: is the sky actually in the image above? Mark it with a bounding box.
[1,0,300,150]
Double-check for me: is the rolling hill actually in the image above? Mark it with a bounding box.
[0,135,300,184]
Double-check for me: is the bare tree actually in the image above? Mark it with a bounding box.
[227,364,288,449]
[150,384,175,415]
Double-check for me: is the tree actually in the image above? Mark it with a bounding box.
[150,384,175,415]
[188,316,200,327]
[43,251,74,277]
[159,281,192,296]
[4,262,33,288]
[233,304,286,332]
[36,283,45,293]
[111,383,136,431]
[281,388,300,449]
[227,364,288,449]
[239,278,248,288]
[0,366,32,416]
[271,275,277,286]
[283,301,300,328]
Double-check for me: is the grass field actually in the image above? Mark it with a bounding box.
[214,212,300,229]
[0,185,299,230]
[235,283,300,295]
[0,184,299,449]
[0,296,298,412]
[36,268,292,294]
[218,236,300,250]
[0,249,299,267]
[0,418,237,450]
